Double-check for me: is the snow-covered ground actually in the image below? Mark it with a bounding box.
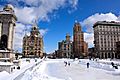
[19,59,120,80]
[0,58,42,80]
[0,58,120,80]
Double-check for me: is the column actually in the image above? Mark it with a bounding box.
[8,23,13,50]
[0,23,2,38]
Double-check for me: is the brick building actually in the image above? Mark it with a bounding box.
[22,23,44,58]
[73,22,88,58]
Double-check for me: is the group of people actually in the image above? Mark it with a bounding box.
[63,59,119,69]
[111,62,118,69]
[64,61,70,66]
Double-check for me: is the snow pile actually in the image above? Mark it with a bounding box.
[0,71,10,80]
[9,58,42,80]
[99,59,120,66]
[0,62,13,65]
[79,59,115,71]
[21,61,65,80]
[106,68,120,76]
[112,69,120,75]
[78,59,120,75]
[21,70,64,80]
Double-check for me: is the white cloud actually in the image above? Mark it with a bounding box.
[22,0,40,6]
[13,23,26,52]
[0,0,78,52]
[15,7,36,24]
[8,0,78,24]
[81,13,118,33]
[84,33,94,48]
[39,29,48,36]
[69,0,78,9]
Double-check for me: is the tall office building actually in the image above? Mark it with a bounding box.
[22,23,44,58]
[73,22,88,58]
[93,21,120,59]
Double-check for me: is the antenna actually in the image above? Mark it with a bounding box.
[24,25,27,36]
[35,16,39,24]
[33,16,39,28]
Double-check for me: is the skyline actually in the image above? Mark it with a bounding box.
[0,0,120,53]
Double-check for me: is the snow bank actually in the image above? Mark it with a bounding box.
[106,69,120,76]
[8,58,42,80]
[99,59,120,66]
[0,62,13,65]
[79,59,116,71]
[0,71,10,80]
[21,61,65,80]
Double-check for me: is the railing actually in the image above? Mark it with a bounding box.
[9,60,42,80]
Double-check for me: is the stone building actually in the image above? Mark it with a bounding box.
[58,34,73,58]
[115,41,120,59]
[0,4,17,58]
[73,22,88,58]
[88,47,96,58]
[22,23,44,58]
[93,21,120,59]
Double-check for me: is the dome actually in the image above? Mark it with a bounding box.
[3,4,14,11]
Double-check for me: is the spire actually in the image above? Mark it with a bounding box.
[33,19,37,28]
[66,33,70,41]
[31,19,40,37]
[24,25,28,38]
[32,19,38,30]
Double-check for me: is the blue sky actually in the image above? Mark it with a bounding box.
[0,0,120,53]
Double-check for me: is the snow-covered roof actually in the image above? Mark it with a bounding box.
[0,62,13,66]
[0,50,11,52]
[0,58,10,60]
[0,11,17,21]
[0,11,13,14]
[13,60,19,62]
[6,4,14,9]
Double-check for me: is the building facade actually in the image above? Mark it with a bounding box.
[58,34,73,58]
[93,21,120,59]
[88,47,96,58]
[0,4,17,58]
[23,24,44,58]
[73,22,88,58]
[115,41,120,59]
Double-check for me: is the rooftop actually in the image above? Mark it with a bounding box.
[93,21,120,28]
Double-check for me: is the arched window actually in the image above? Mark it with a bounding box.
[0,34,8,50]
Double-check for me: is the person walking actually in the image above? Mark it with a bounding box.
[68,62,70,66]
[87,62,90,68]
[64,61,67,66]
